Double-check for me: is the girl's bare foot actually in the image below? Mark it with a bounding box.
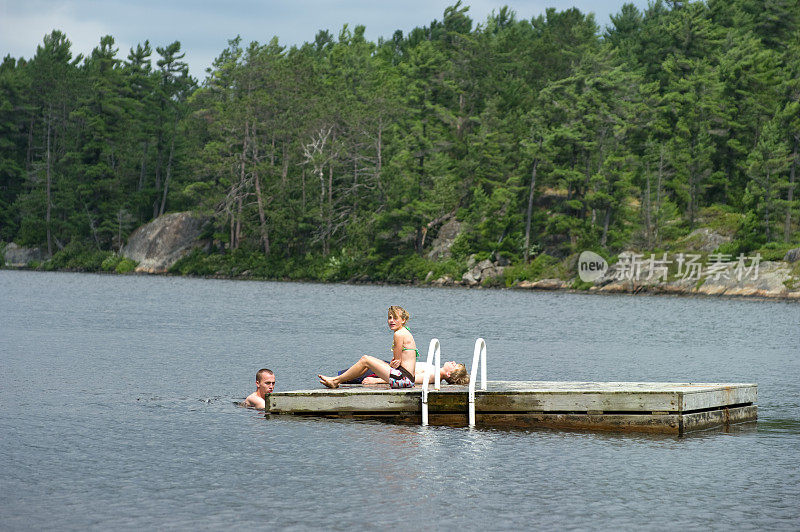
[318,374,339,389]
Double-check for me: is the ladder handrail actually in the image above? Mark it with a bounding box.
[421,338,441,426]
[468,338,487,426]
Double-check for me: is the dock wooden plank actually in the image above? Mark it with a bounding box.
[471,381,756,413]
[267,381,758,433]
[681,405,758,432]
[269,388,419,414]
[680,385,757,411]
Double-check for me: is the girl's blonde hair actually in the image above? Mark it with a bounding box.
[388,305,410,322]
[444,363,470,385]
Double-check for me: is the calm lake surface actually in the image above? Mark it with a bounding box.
[1,269,799,530]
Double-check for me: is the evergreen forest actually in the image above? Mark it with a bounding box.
[1,0,799,283]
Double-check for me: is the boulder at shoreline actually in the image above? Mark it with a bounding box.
[462,258,505,286]
[122,212,207,274]
[1,243,48,267]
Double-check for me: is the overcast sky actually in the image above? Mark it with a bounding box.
[1,0,649,80]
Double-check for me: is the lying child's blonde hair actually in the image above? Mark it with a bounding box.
[445,363,470,385]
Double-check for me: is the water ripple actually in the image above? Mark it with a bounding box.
[1,270,798,530]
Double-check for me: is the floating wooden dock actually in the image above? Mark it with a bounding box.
[268,381,757,434]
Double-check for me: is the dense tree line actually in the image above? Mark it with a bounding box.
[0,32,194,256]
[1,0,799,280]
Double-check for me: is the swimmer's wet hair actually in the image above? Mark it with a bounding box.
[388,305,410,322]
[444,363,469,385]
[256,368,274,382]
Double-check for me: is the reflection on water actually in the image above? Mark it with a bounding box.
[0,270,798,530]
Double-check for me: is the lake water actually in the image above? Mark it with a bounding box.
[1,270,798,530]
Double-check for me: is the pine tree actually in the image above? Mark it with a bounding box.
[70,35,127,249]
[746,118,791,240]
[20,31,82,254]
[122,41,156,225]
[0,56,28,241]
[152,41,193,219]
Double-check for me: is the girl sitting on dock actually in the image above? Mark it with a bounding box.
[318,305,469,388]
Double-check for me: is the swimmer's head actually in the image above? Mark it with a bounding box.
[256,368,275,394]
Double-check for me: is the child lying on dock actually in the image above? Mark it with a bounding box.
[337,360,469,386]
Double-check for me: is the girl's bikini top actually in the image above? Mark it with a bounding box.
[393,326,420,359]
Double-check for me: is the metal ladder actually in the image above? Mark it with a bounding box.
[421,337,487,427]
[421,338,440,426]
[469,338,487,426]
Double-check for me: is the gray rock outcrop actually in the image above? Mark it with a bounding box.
[2,243,47,267]
[588,251,799,299]
[122,212,207,273]
[512,250,800,299]
[784,248,800,263]
[676,228,731,253]
[461,259,505,286]
[517,278,568,290]
[430,275,454,287]
[426,219,462,260]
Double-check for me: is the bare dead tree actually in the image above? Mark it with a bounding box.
[302,125,336,254]
[250,122,271,254]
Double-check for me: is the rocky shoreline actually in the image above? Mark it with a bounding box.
[437,252,800,300]
[513,269,800,300]
[3,212,799,301]
[5,250,798,301]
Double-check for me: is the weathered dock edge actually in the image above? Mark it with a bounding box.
[268,382,757,434]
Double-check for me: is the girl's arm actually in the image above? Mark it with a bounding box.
[389,330,404,368]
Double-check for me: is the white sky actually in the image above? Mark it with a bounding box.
[0,0,650,80]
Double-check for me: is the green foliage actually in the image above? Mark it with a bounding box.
[371,254,442,283]
[115,258,138,274]
[449,232,474,261]
[715,210,766,256]
[168,246,461,285]
[697,205,742,236]
[168,248,212,276]
[786,261,800,290]
[44,241,112,272]
[101,254,120,272]
[1,0,799,283]
[428,258,464,281]
[752,241,800,262]
[571,278,594,290]
[503,253,561,285]
[100,253,138,273]
[169,247,332,281]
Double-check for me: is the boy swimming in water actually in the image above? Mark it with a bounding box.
[243,368,275,408]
